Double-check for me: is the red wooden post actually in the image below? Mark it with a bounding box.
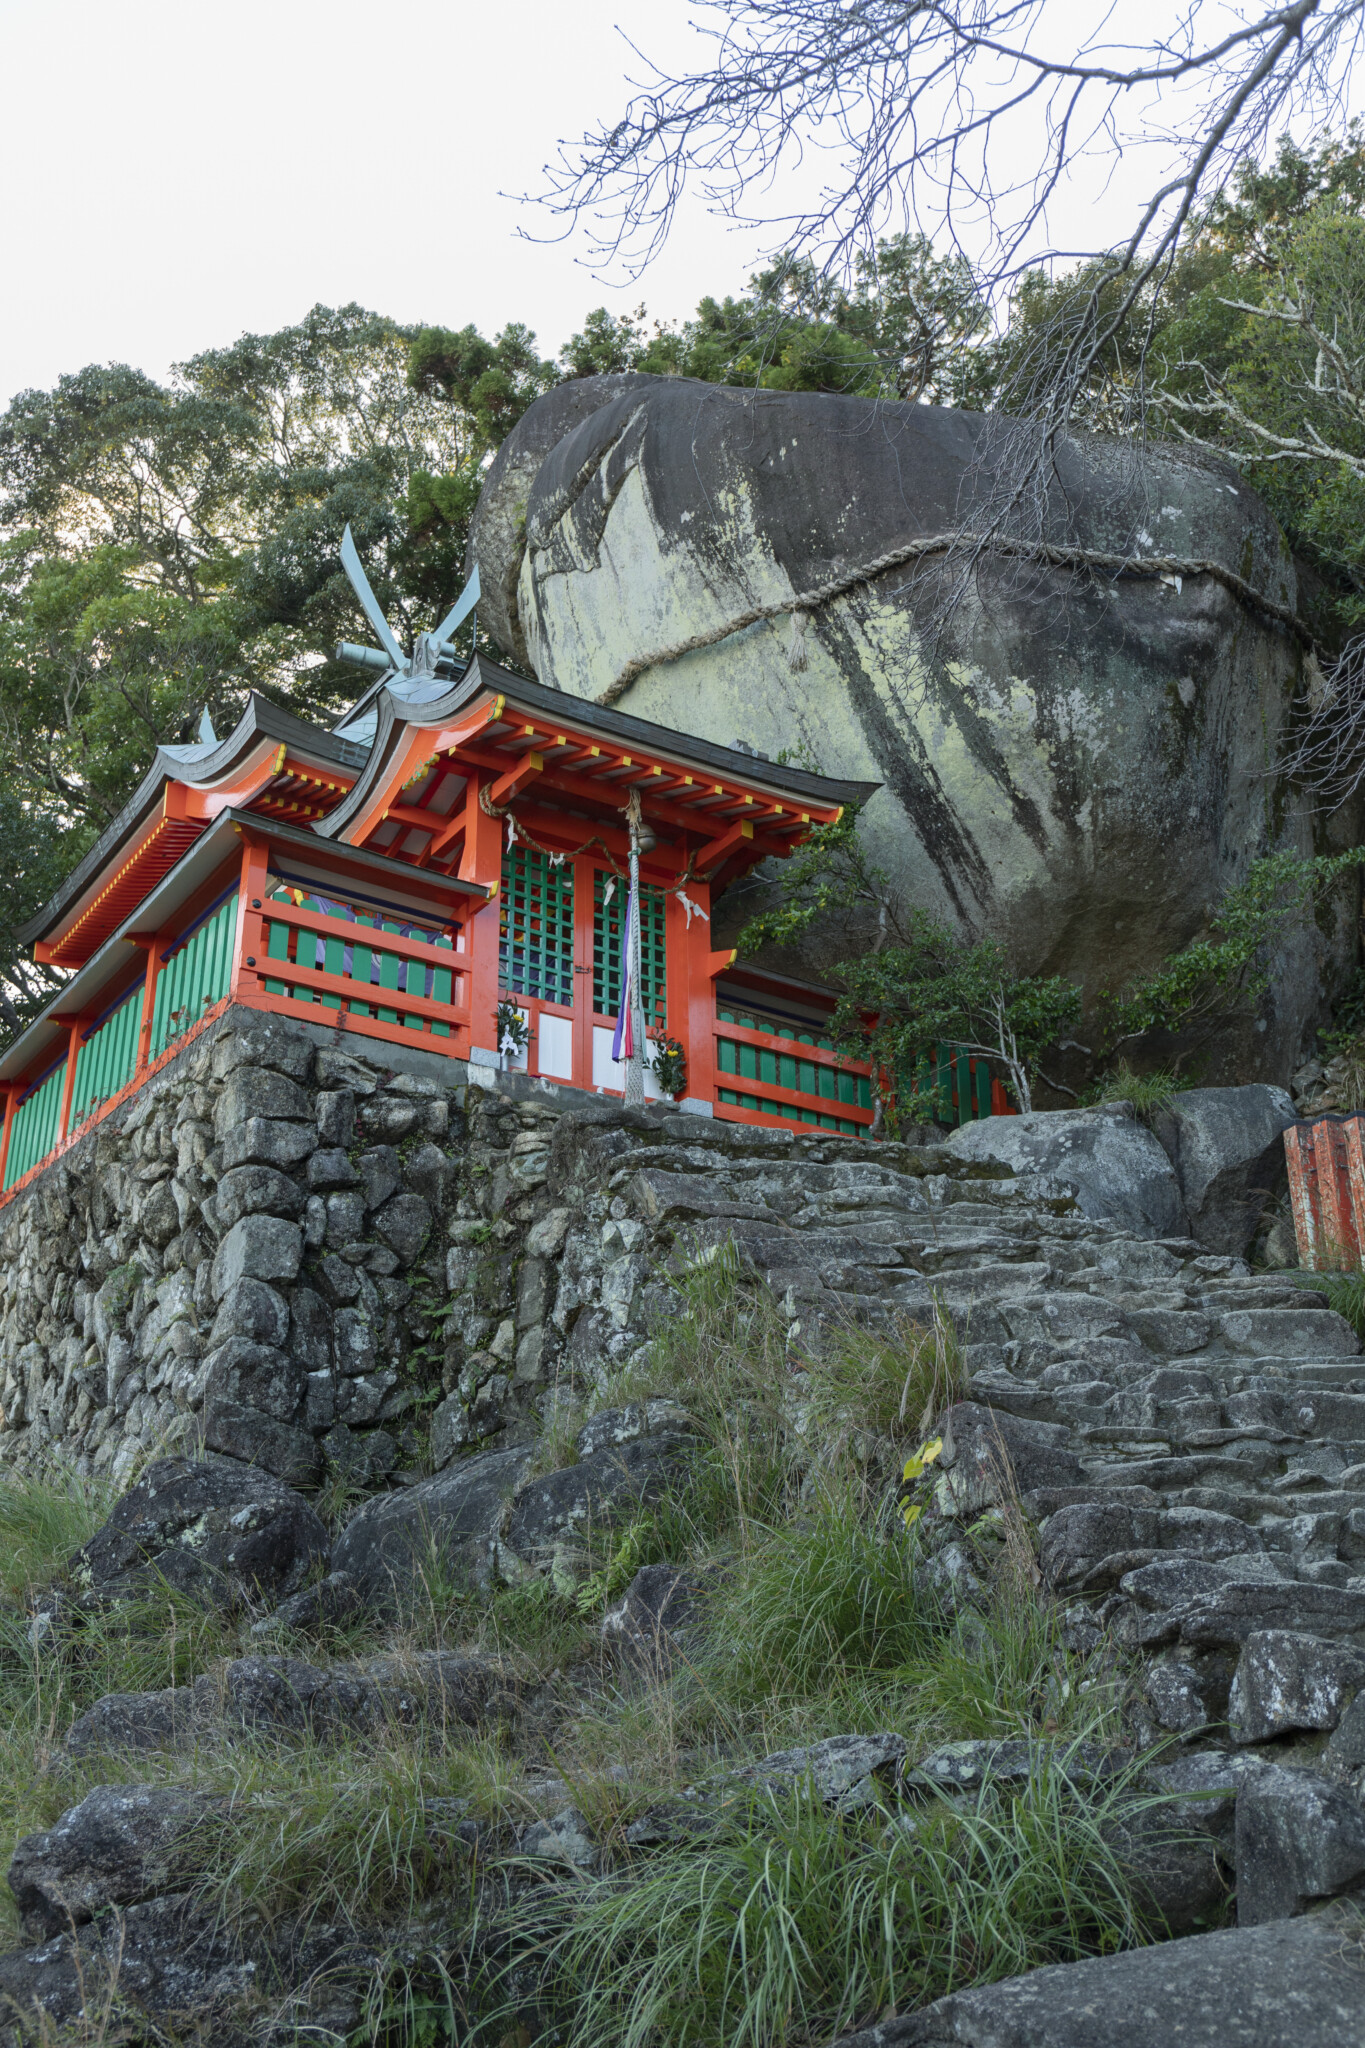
[456,774,503,889]
[0,1085,14,1191]
[56,1018,86,1141]
[230,830,272,1003]
[1285,1122,1325,1269]
[133,937,162,1075]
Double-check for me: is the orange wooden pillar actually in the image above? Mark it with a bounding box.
[0,1085,15,1190]
[456,774,507,1063]
[56,1018,86,1141]
[230,829,272,1005]
[571,851,597,1090]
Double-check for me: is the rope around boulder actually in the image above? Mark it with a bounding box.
[593,530,1313,707]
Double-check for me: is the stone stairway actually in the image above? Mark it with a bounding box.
[568,1114,1365,1754]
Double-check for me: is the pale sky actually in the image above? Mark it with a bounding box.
[0,0,1358,408]
[0,0,735,405]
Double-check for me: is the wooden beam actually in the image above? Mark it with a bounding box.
[694,820,755,872]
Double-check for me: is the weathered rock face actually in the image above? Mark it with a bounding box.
[472,377,1357,1078]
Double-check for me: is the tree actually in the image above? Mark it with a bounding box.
[733,809,1080,1114]
[532,1,1365,552]
[0,303,558,1027]
[559,237,987,400]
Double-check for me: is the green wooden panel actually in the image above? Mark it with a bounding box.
[264,915,291,999]
[322,933,345,1012]
[70,990,140,1127]
[4,1064,65,1188]
[376,921,402,1025]
[975,1059,992,1120]
[592,867,663,1022]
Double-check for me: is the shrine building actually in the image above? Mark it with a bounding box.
[0,655,916,1200]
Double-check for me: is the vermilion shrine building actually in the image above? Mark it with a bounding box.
[0,659,901,1201]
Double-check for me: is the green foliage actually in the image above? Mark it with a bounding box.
[0,1466,114,1605]
[709,1492,937,1701]
[1083,1060,1192,1122]
[1295,1267,1365,1336]
[484,1762,1167,2048]
[560,237,988,403]
[827,913,1081,1119]
[807,1304,968,1447]
[1103,847,1365,1051]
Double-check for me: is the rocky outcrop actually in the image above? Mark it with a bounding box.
[470,379,1357,1077]
[828,1898,1365,2047]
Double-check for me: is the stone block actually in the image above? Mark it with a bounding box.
[212,1022,314,1083]
[314,1089,356,1145]
[210,1216,303,1299]
[66,1452,327,1608]
[202,1339,305,1423]
[831,1899,1365,2047]
[405,1141,452,1207]
[358,1145,403,1211]
[526,1206,572,1257]
[307,1148,360,1191]
[333,1307,377,1377]
[208,1278,290,1350]
[220,1119,316,1172]
[945,1104,1188,1239]
[324,1191,366,1248]
[331,1445,534,1605]
[213,1069,312,1138]
[1150,1085,1296,1255]
[373,1193,432,1265]
[288,1287,332,1370]
[314,1047,378,1094]
[1228,1630,1365,1744]
[1220,1308,1358,1357]
[8,1784,225,1938]
[1235,1766,1365,1924]
[204,1399,320,1486]
[213,1164,306,1230]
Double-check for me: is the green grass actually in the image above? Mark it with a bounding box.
[0,1465,116,1605]
[474,1761,1171,2048]
[1294,1265,1365,1339]
[1084,1060,1191,1123]
[0,1255,1167,2040]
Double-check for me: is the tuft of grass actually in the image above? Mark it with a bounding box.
[0,1466,116,1606]
[477,1764,1169,2048]
[705,1490,938,1703]
[809,1301,967,1447]
[1294,1265,1365,1340]
[1084,1060,1191,1123]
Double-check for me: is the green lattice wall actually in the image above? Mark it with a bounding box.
[593,870,666,1026]
[500,847,575,1005]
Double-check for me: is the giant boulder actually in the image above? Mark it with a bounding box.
[472,378,1352,1077]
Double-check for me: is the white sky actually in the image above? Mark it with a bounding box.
[0,0,735,406]
[0,0,1359,409]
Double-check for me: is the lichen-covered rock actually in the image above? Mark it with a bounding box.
[8,1785,224,1938]
[67,1453,328,1608]
[826,1899,1365,2047]
[946,1105,1187,1239]
[473,379,1345,1077]
[1228,1630,1365,1744]
[330,1445,534,1606]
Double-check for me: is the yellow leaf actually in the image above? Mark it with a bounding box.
[901,1502,923,1527]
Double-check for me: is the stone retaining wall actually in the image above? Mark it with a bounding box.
[0,1008,658,1489]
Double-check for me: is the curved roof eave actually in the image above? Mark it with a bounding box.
[18,696,369,949]
[316,654,879,844]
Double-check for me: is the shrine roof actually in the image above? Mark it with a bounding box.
[317,653,878,846]
[18,699,367,962]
